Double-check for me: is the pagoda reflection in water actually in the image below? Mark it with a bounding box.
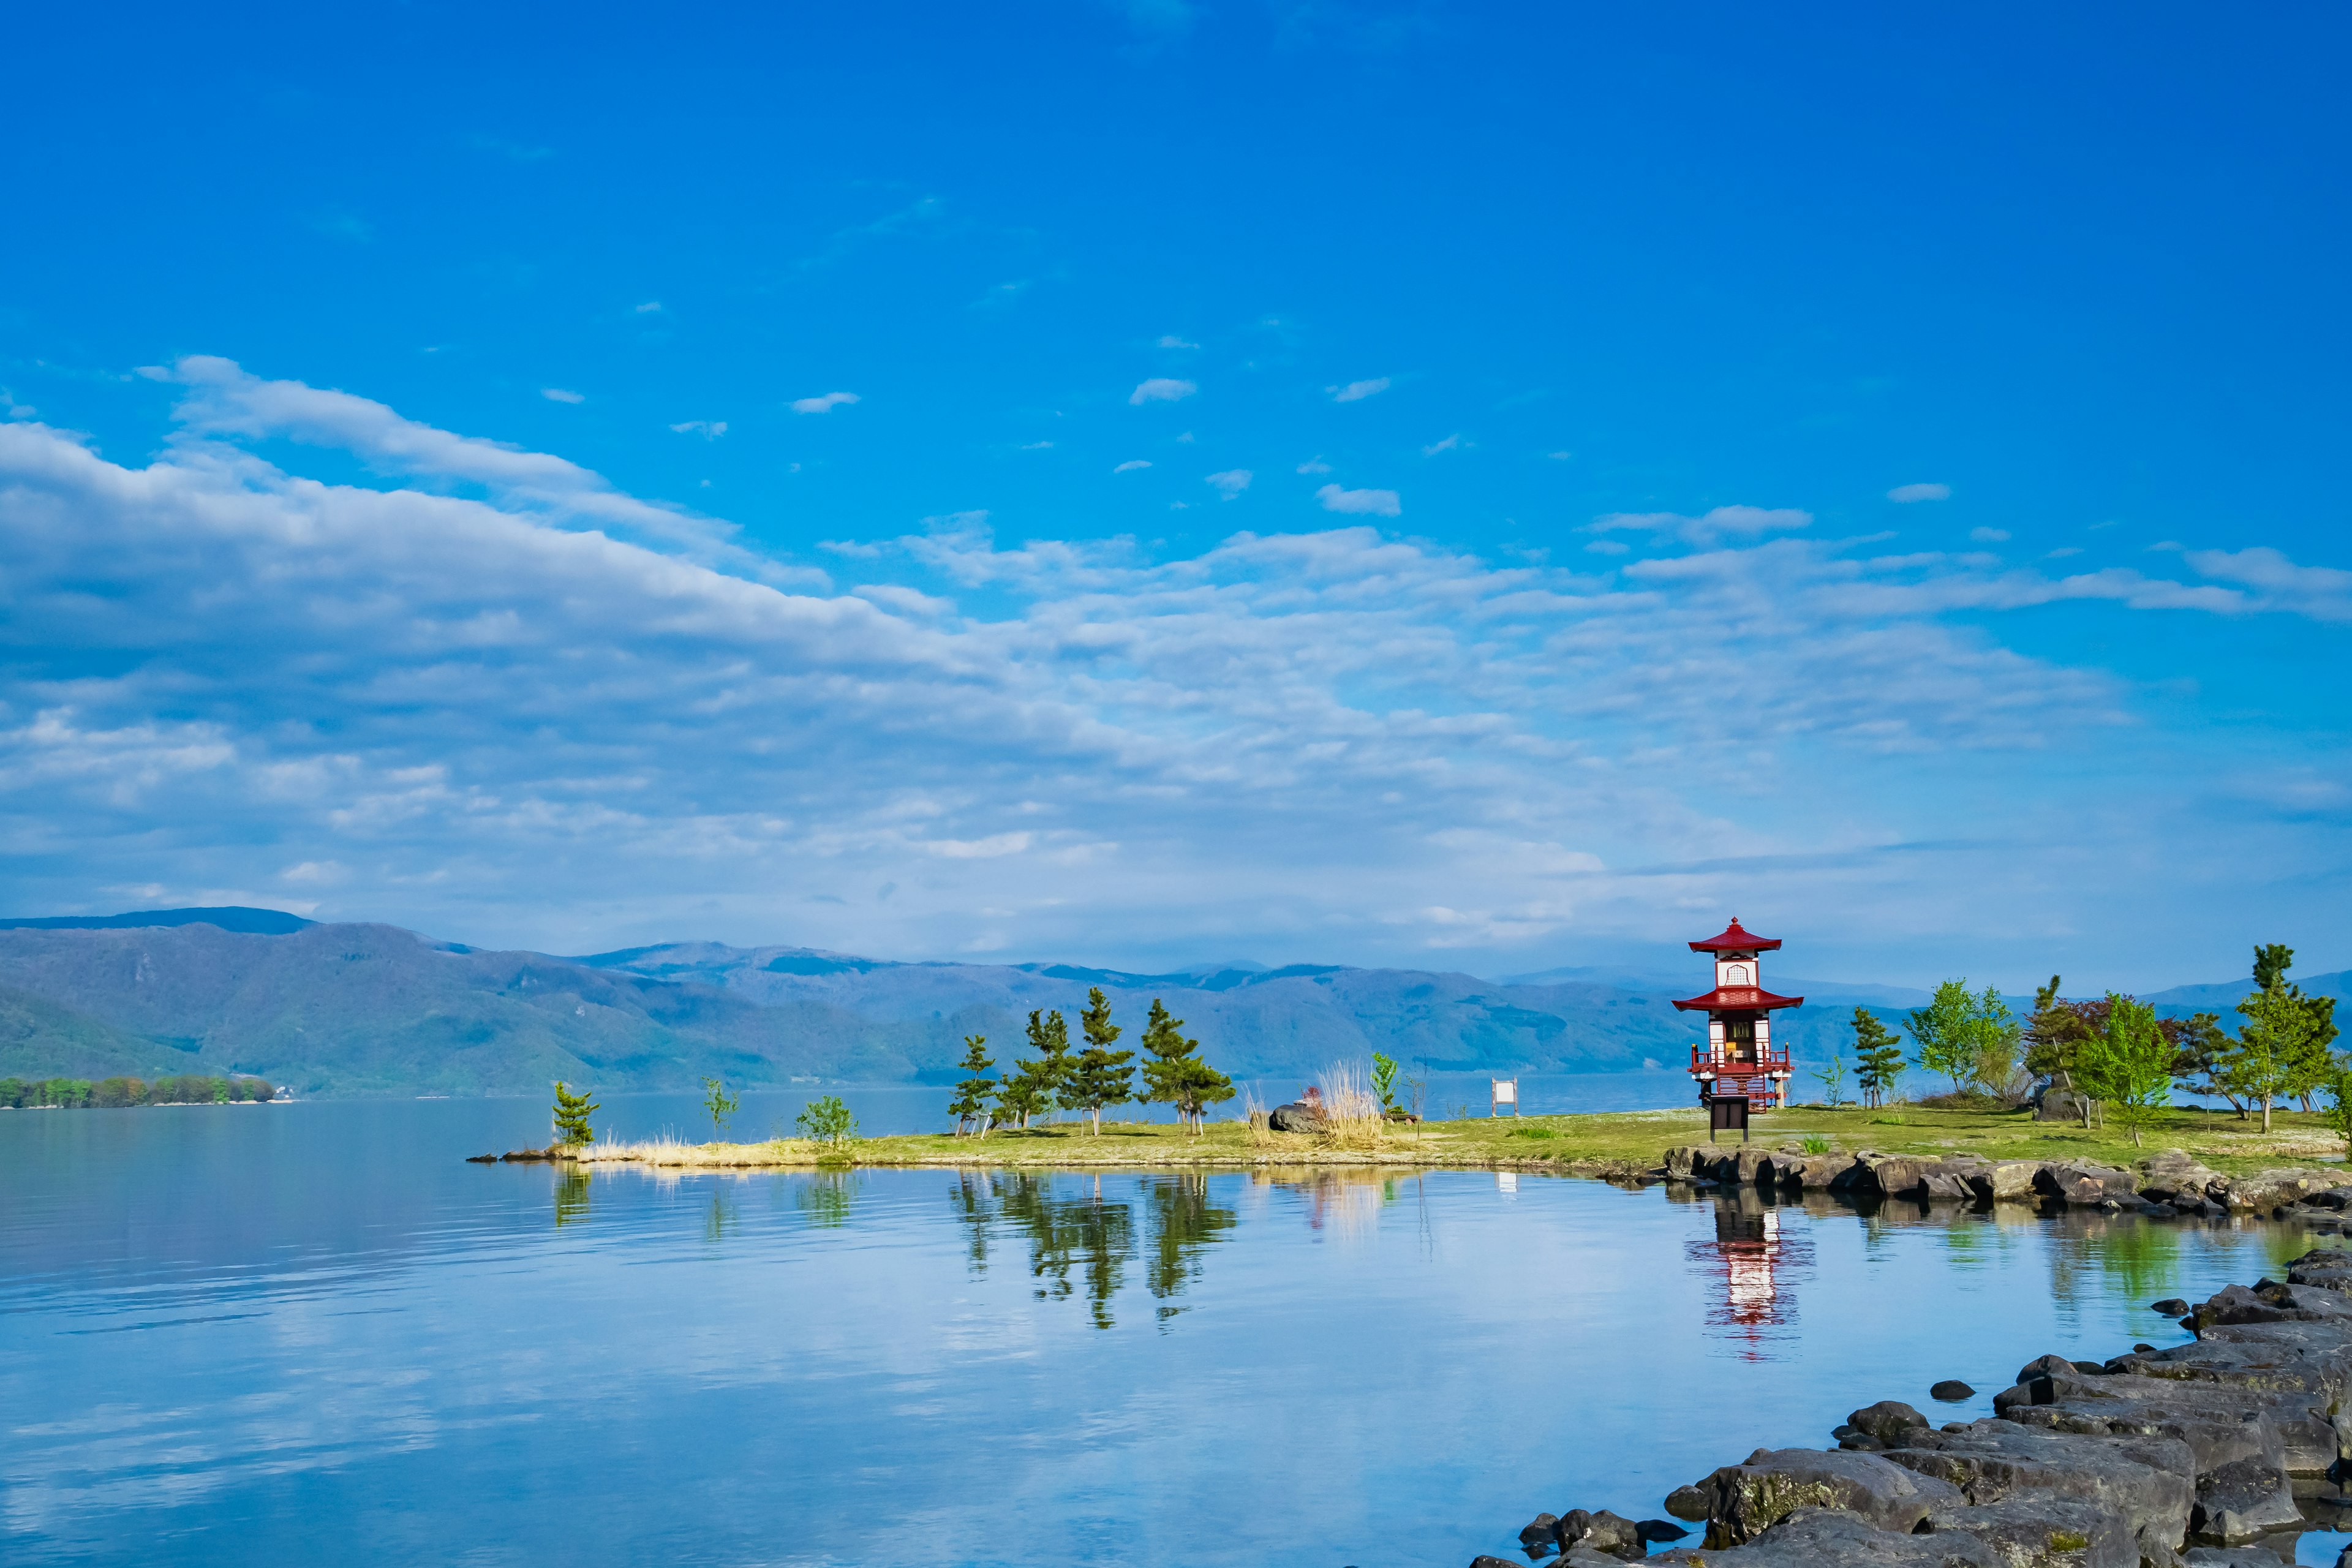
[1686,1193,1814,1361]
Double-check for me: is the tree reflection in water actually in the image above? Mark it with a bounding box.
[1686,1191,1814,1361]
[951,1172,1239,1329]
[793,1170,858,1229]
[553,1166,592,1228]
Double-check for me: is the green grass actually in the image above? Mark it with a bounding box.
[573,1101,2351,1180]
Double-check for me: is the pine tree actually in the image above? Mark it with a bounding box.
[1006,1009,1072,1128]
[552,1080,598,1146]
[1851,1007,1905,1109]
[2228,944,2340,1129]
[1138,997,1236,1133]
[948,1033,998,1137]
[1063,987,1136,1136]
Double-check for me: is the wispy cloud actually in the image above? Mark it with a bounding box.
[670,421,728,439]
[1158,334,1199,349]
[1316,483,1401,516]
[1207,469,1252,499]
[791,392,860,415]
[635,301,663,314]
[1970,527,2010,543]
[1422,434,1460,456]
[541,388,586,405]
[1114,459,1152,473]
[1329,378,1390,403]
[1888,483,1951,503]
[1591,505,1811,546]
[1129,378,1197,405]
[1297,457,1332,475]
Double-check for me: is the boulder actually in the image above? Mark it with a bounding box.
[2186,1458,2299,1545]
[1861,1154,1930,1199]
[1267,1102,1325,1133]
[1646,1508,1999,1568]
[1664,1146,1707,1180]
[2288,1248,2352,1292]
[1921,1159,1993,1202]
[1879,1421,2195,1546]
[1921,1494,2135,1568]
[2150,1299,2191,1317]
[2137,1151,2225,1204]
[2187,1281,2352,1332]
[1676,1447,1965,1547]
[1521,1513,1562,1550]
[2213,1168,2340,1212]
[2035,1163,2137,1206]
[1469,1558,1521,1568]
[1635,1521,1689,1545]
[1577,1511,1645,1559]
[1850,1400,1933,1444]
[2177,1550,2289,1567]
[2000,1376,2298,1475]
[2036,1084,2094,1123]
[1932,1381,1978,1402]
[1967,1163,2045,1203]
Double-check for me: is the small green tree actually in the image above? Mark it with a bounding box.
[1851,1008,1905,1108]
[701,1075,739,1140]
[948,1033,998,1136]
[1063,987,1136,1135]
[2166,1011,2236,1114]
[795,1094,858,1147]
[1370,1052,1401,1115]
[1138,998,1235,1133]
[1966,984,2024,1099]
[1907,979,1978,1093]
[1006,1009,1072,1128]
[552,1080,598,1145]
[1814,1049,1849,1107]
[2223,944,2339,1131]
[2323,1065,2352,1156]
[2076,993,2173,1147]
[995,1072,1049,1129]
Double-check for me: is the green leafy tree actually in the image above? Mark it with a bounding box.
[2076,993,2173,1146]
[1063,987,1136,1135]
[948,1033,999,1136]
[1966,984,2024,1098]
[552,1080,598,1145]
[2224,944,2340,1131]
[796,1094,858,1147]
[1138,998,1235,1133]
[1813,1048,1849,1107]
[1852,1008,1906,1108]
[1907,980,1978,1093]
[995,1073,1049,1129]
[701,1075,739,1139]
[1005,1009,1072,1128]
[1370,1052,1401,1114]
[2166,1012,2237,1114]
[2324,1065,2352,1156]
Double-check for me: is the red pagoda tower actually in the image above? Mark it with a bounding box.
[1677,917,1803,1111]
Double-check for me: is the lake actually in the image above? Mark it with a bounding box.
[2,1095,2343,1566]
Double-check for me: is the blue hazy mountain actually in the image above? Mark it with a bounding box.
[0,908,2334,1097]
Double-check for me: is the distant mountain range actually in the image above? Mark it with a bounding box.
[0,908,2337,1098]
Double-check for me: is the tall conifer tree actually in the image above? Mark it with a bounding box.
[1139,997,1235,1133]
[1063,987,1135,1135]
[948,1033,998,1136]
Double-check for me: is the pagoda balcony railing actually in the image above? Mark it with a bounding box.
[1688,1045,1791,1080]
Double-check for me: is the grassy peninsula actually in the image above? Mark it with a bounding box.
[567,1101,2351,1181]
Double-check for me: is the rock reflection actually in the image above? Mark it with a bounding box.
[949,1172,1239,1329]
[1254,1168,1398,1237]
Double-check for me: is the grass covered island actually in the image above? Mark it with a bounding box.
[543,1100,2352,1186]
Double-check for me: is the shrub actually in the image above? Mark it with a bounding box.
[795,1094,858,1148]
[1800,1136,1832,1155]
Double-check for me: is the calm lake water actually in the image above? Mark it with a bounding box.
[2,1095,2344,1566]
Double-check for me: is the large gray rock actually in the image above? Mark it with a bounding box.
[2213,1167,2340,1213]
[2036,1085,2094,1123]
[1860,1154,1931,1199]
[2176,1550,2288,1567]
[1921,1494,2134,1568]
[1575,1510,1645,1560]
[1522,1512,1563,1549]
[1879,1420,2194,1546]
[1967,1163,2046,1203]
[2035,1163,2137,1206]
[1921,1159,1994,1201]
[1267,1101,1325,1133]
[1647,1508,1999,1567]
[2187,1281,2352,1332]
[2001,1375,2296,1475]
[1677,1447,1965,1547]
[2186,1457,2299,1545]
[1850,1400,1933,1444]
[1665,1146,1708,1180]
[2137,1151,2225,1204]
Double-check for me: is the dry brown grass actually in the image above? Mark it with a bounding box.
[1315,1060,1385,1150]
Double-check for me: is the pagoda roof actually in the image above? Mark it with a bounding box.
[1672,986,1805,1013]
[1689,917,1781,953]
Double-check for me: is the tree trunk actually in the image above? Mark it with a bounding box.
[2263,1096,2273,1133]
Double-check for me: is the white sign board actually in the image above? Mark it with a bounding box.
[1491,1079,1517,1104]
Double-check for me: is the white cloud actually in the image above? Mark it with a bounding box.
[791,392,861,415]
[669,421,728,439]
[1296,458,1333,475]
[1888,483,1951,503]
[1129,378,1197,405]
[1316,484,1401,517]
[1423,434,1460,456]
[1206,469,1252,499]
[1113,460,1152,473]
[635,301,663,314]
[541,388,585,404]
[1547,450,1572,461]
[2047,547,2082,559]
[1158,335,1199,349]
[1329,378,1390,403]
[3,364,2343,974]
[1020,440,1054,450]
[1969,527,2010,543]
[1591,505,1812,546]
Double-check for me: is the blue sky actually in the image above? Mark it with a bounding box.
[1,2,2346,988]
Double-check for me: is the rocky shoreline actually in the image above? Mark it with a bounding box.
[1475,1145,2352,1568]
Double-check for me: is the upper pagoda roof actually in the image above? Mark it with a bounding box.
[1672,985,1804,1013]
[1689,916,1781,953]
